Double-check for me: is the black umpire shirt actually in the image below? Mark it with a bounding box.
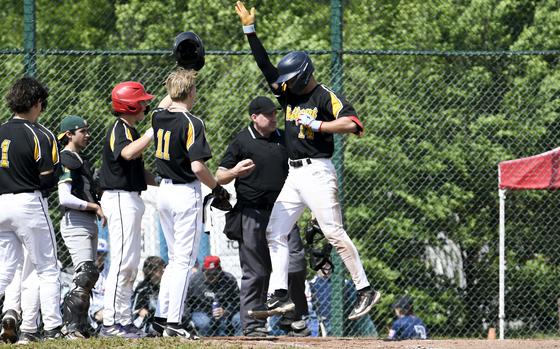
[0,118,50,194]
[99,118,147,192]
[151,108,212,183]
[219,123,288,208]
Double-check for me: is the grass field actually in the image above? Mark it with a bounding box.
[2,337,560,349]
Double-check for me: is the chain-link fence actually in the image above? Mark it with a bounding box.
[2,0,560,340]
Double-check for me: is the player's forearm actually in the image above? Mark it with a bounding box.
[216,167,236,185]
[121,133,152,160]
[192,160,218,189]
[58,182,89,210]
[320,117,360,134]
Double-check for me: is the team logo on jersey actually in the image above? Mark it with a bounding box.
[286,106,318,140]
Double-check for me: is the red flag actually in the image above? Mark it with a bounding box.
[499,148,560,190]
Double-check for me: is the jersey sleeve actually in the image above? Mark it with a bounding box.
[218,138,241,170]
[321,88,363,132]
[36,130,53,173]
[110,121,134,161]
[186,119,212,162]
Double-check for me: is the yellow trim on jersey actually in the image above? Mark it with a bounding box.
[51,139,59,165]
[109,122,118,152]
[329,91,343,118]
[125,126,133,142]
[186,122,194,150]
[24,124,41,162]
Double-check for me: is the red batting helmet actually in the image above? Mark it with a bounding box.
[111,81,154,115]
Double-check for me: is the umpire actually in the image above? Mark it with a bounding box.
[216,96,307,337]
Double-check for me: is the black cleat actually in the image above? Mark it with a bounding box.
[348,289,381,320]
[244,326,268,337]
[248,294,295,319]
[44,326,65,340]
[0,309,20,344]
[17,331,42,344]
[163,326,199,340]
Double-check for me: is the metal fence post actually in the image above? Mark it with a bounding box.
[330,0,344,337]
[23,0,36,77]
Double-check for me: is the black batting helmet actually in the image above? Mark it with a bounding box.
[275,51,314,94]
[173,31,205,71]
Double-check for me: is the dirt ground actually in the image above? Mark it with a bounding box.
[207,337,560,349]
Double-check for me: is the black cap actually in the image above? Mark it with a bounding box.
[248,96,277,115]
[392,296,413,311]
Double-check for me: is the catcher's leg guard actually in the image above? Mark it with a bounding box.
[63,261,99,334]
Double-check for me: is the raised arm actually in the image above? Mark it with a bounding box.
[235,1,279,89]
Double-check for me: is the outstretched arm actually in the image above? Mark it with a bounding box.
[235,1,279,89]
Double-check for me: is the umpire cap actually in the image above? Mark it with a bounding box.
[173,31,205,71]
[248,96,278,115]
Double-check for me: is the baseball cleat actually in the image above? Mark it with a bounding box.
[243,326,268,337]
[348,289,381,321]
[0,309,20,344]
[249,294,296,319]
[43,326,65,340]
[17,331,42,344]
[163,326,199,340]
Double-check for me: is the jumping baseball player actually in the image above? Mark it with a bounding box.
[57,115,106,339]
[98,81,155,338]
[0,77,64,340]
[235,1,381,321]
[151,67,230,339]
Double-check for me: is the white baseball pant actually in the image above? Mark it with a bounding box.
[0,191,62,330]
[100,190,144,326]
[266,158,370,292]
[155,179,202,324]
[3,247,41,332]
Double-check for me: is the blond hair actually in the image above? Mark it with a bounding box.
[165,67,197,102]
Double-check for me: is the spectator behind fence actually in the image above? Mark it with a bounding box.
[309,266,377,337]
[132,256,165,334]
[185,256,242,336]
[387,296,427,340]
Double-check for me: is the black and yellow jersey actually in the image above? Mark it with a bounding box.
[33,122,60,173]
[274,84,358,159]
[151,108,212,184]
[0,118,50,194]
[99,118,147,192]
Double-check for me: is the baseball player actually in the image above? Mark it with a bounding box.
[0,103,63,344]
[98,81,155,338]
[57,115,106,339]
[151,67,230,339]
[235,1,381,321]
[0,77,64,339]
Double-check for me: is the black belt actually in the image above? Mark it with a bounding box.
[289,158,312,168]
[239,202,275,211]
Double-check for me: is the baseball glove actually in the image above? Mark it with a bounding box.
[210,184,232,211]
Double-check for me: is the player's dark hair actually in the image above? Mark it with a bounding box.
[59,130,75,146]
[5,77,49,114]
[142,256,165,282]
